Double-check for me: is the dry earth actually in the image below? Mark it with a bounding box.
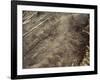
[22,11,89,68]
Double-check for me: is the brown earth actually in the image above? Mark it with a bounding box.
[22,11,89,68]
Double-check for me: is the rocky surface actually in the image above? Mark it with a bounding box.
[22,11,89,68]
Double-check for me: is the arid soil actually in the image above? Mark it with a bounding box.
[22,11,89,68]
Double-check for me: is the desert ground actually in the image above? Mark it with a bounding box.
[22,11,89,68]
